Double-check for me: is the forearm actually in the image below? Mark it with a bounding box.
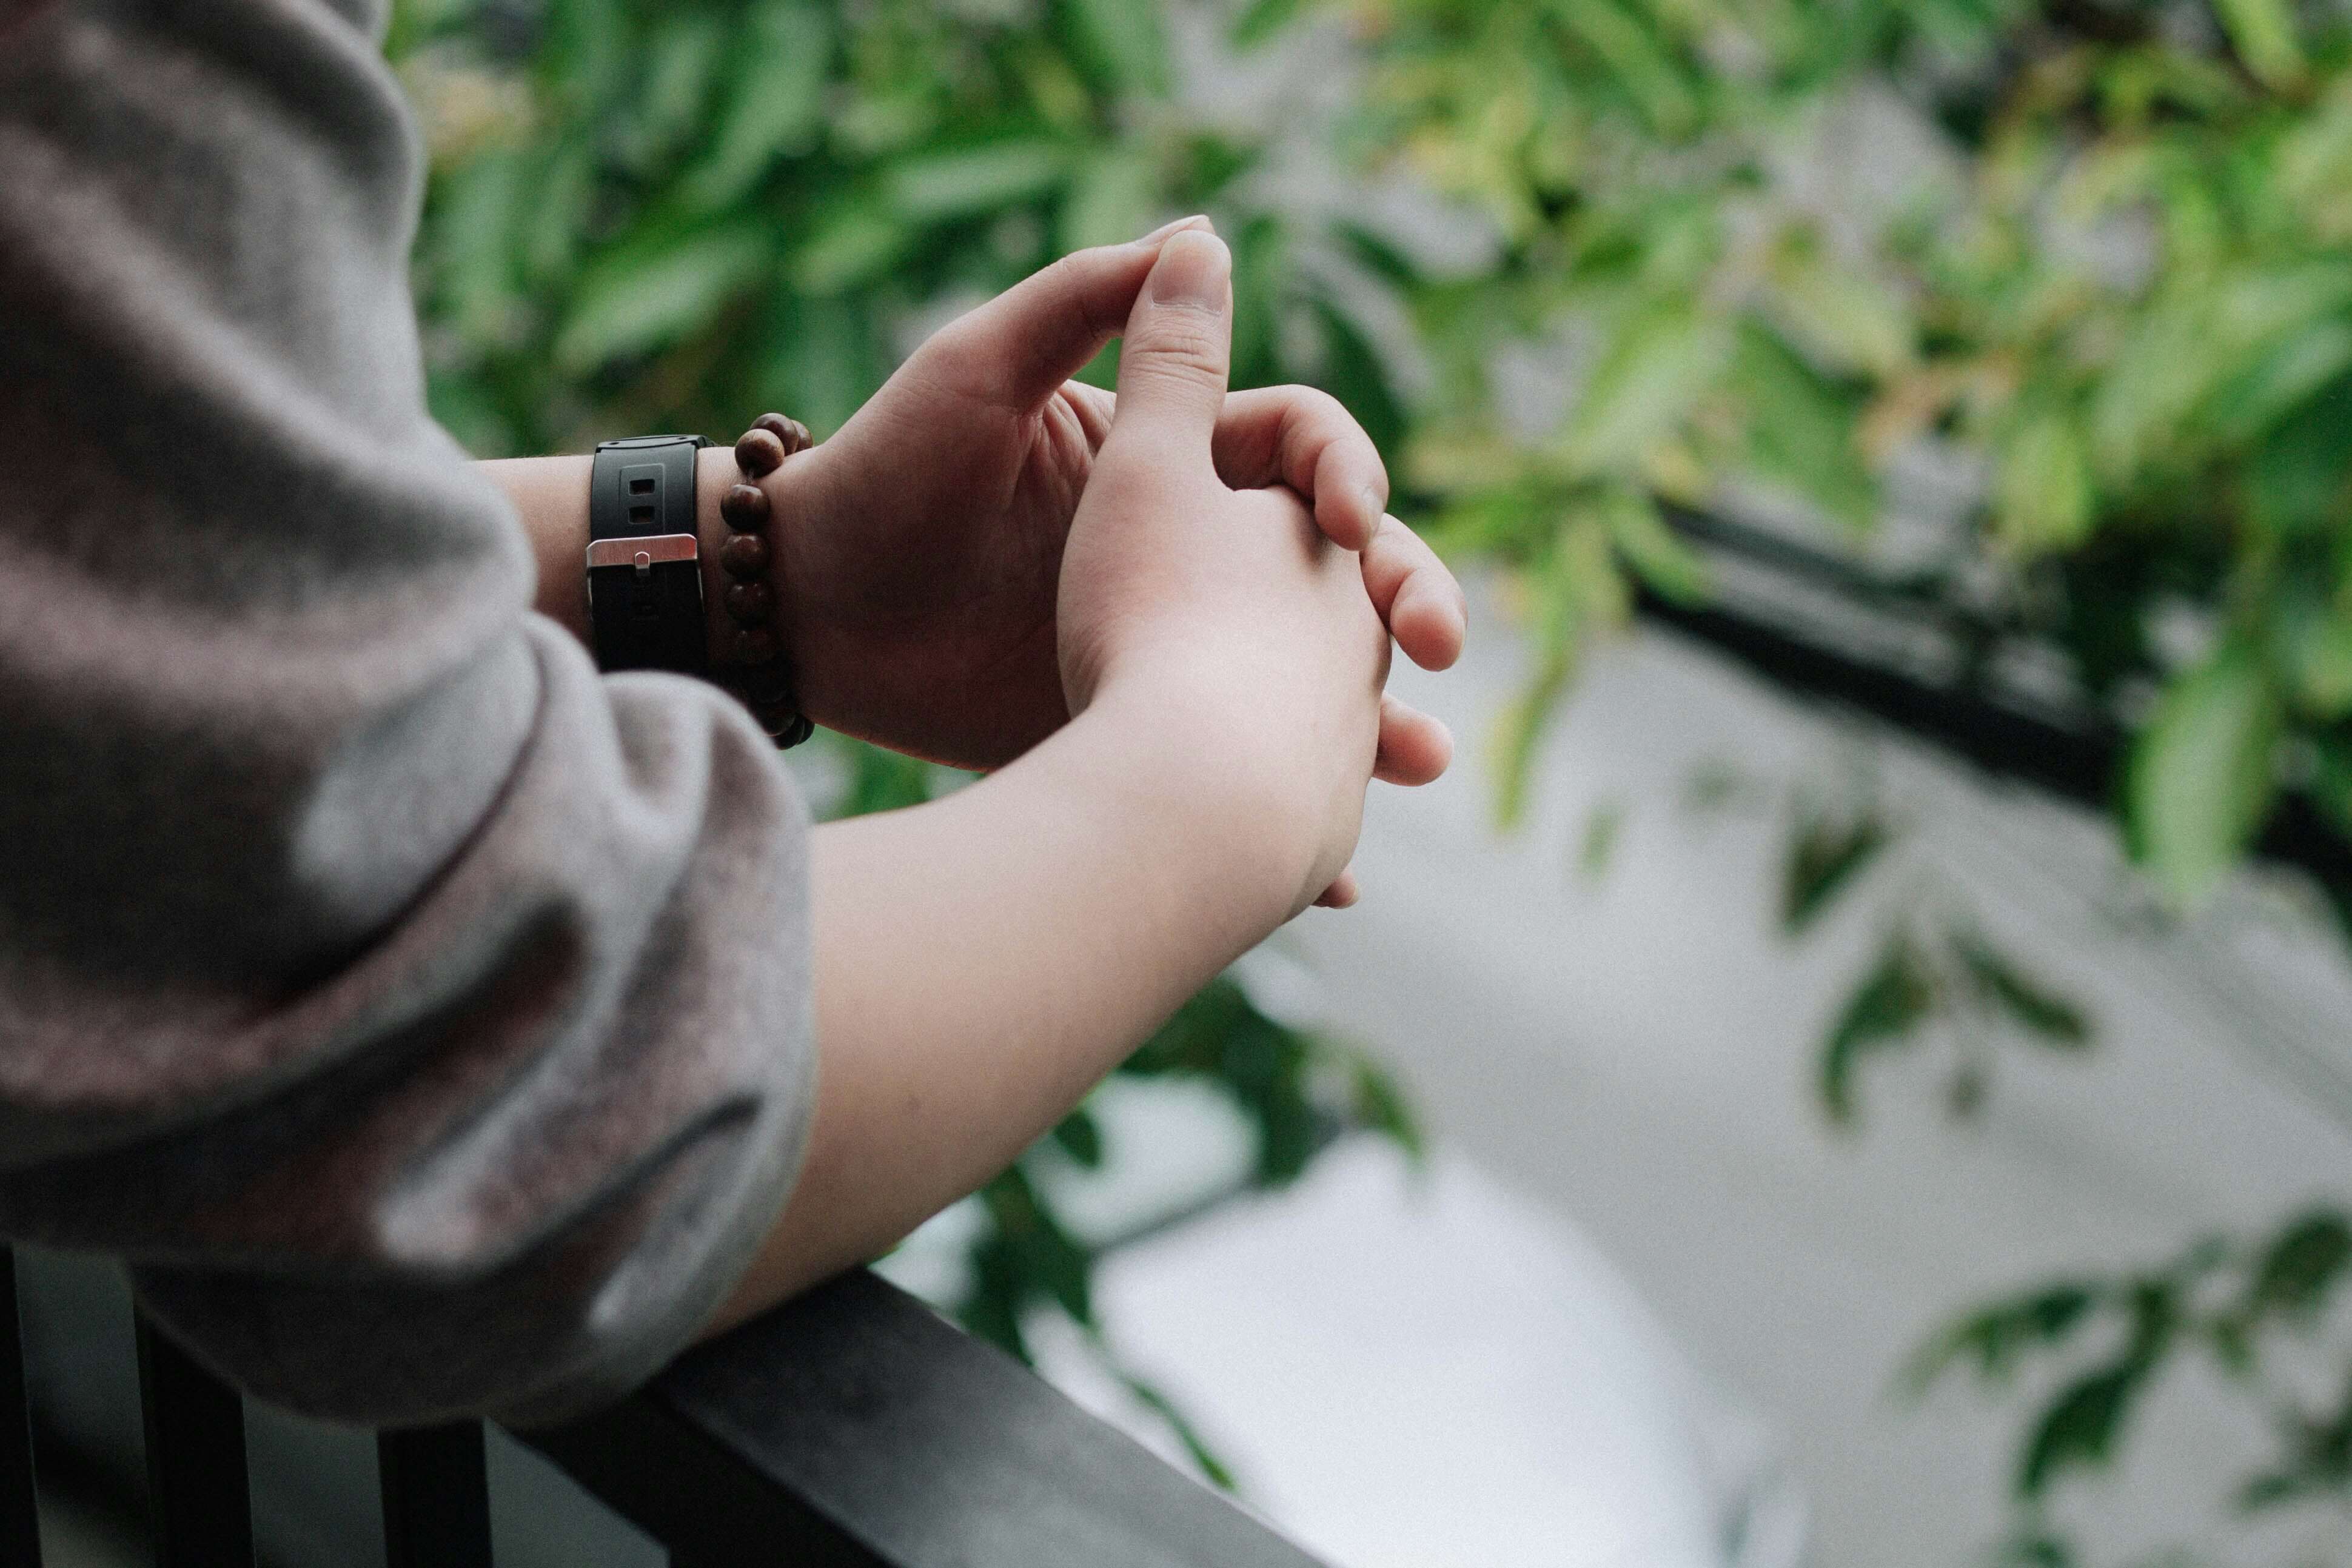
[705,675,1307,1333]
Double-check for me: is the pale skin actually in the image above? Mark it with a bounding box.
[482,224,1469,1333]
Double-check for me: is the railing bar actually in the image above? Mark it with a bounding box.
[378,1422,494,1568]
[0,1250,42,1568]
[134,1313,252,1568]
[527,1269,1334,1568]
[528,1396,880,1568]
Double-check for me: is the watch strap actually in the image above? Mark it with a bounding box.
[587,435,709,677]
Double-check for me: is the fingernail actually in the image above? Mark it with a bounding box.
[1148,230,1231,309]
[1137,214,1215,245]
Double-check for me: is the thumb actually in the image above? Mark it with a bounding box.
[914,217,1213,410]
[1108,229,1234,457]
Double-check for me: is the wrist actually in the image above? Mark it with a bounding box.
[1073,662,1330,927]
[695,441,836,731]
[483,454,597,645]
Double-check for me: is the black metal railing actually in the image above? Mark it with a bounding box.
[1,1247,1327,1568]
[1644,506,2352,891]
[1,1251,41,1568]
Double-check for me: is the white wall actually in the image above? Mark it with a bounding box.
[1279,601,2352,1568]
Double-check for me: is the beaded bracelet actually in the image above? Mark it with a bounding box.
[715,412,816,748]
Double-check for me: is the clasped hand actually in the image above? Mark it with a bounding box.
[761,219,1465,906]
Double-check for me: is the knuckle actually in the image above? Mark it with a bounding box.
[1285,385,1350,431]
[1126,335,1227,388]
[1141,293,1227,337]
[1040,254,1099,332]
[1134,317,1227,374]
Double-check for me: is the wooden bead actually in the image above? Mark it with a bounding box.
[724,580,776,626]
[732,626,780,666]
[719,531,771,579]
[720,483,770,531]
[754,704,812,746]
[734,427,786,478]
[751,412,811,455]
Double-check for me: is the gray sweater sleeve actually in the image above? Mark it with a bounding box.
[0,0,819,1427]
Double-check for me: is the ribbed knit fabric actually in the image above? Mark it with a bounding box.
[0,0,819,1427]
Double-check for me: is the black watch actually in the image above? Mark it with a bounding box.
[586,435,709,677]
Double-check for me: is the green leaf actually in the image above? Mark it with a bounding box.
[1230,0,1305,48]
[1053,0,1168,98]
[2126,643,2283,907]
[2020,1358,2148,1497]
[1602,489,1710,605]
[2212,318,2352,450]
[1060,145,1162,253]
[958,1231,1036,1361]
[2088,266,2352,484]
[554,221,772,372]
[1820,933,1937,1124]
[1120,1373,1239,1489]
[1314,303,1410,458]
[681,2,831,212]
[761,293,882,437]
[1228,213,1289,391]
[790,198,915,296]
[1576,799,1625,883]
[1561,306,1726,478]
[2279,596,2352,717]
[1490,518,1623,826]
[1995,409,2094,556]
[2017,1284,2174,1497]
[519,144,595,288]
[1253,1073,1322,1186]
[1958,936,2089,1048]
[429,149,529,345]
[626,15,728,173]
[2247,1211,2352,1323]
[2089,299,2217,483]
[2206,1310,2255,1377]
[885,140,1074,225]
[1766,232,1915,380]
[1906,1287,2098,1394]
[1489,646,1569,829]
[423,368,517,458]
[1336,223,1423,290]
[1731,324,1876,530]
[1050,1108,1106,1169]
[982,1167,1095,1325]
[1781,813,1887,934]
[2239,1466,2324,1512]
[1351,1061,1424,1161]
[2210,0,2308,90]
[1556,0,1701,139]
[2246,369,2352,535]
[1997,1532,2078,1568]
[1681,759,1767,817]
[831,742,939,818]
[537,0,627,108]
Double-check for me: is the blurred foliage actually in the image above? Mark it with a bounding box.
[389,0,2352,1547]
[1683,754,2091,1121]
[1358,0,2352,906]
[387,0,1399,448]
[1908,1211,2352,1554]
[1335,0,2352,1551]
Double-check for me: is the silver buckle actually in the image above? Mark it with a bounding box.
[587,532,700,578]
